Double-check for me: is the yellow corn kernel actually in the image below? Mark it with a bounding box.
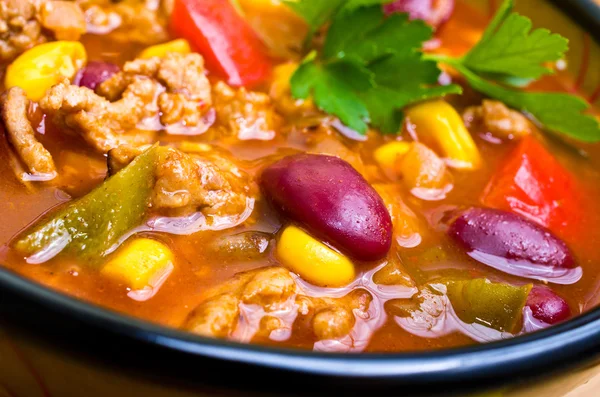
[270,62,314,113]
[5,41,87,101]
[405,100,481,170]
[277,226,355,287]
[139,39,191,59]
[102,238,174,290]
[374,141,412,174]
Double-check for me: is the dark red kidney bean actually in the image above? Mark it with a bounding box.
[74,61,120,91]
[526,285,571,324]
[383,0,455,28]
[260,154,392,261]
[448,208,578,282]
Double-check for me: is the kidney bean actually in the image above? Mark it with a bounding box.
[526,285,571,325]
[448,207,581,284]
[260,154,392,261]
[74,61,120,91]
[383,0,455,28]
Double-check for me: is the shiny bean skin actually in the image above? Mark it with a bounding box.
[526,285,571,324]
[448,208,579,283]
[384,0,455,28]
[260,154,392,261]
[74,61,120,91]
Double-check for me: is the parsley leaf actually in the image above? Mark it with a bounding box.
[452,62,600,142]
[325,11,432,62]
[281,0,346,33]
[289,4,461,134]
[360,53,462,133]
[426,0,600,142]
[463,1,568,81]
[291,54,373,132]
[285,0,597,142]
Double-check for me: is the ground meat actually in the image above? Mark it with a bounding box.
[152,147,250,217]
[106,144,146,175]
[241,267,296,310]
[105,143,252,217]
[389,285,446,329]
[1,87,56,176]
[39,1,86,40]
[40,78,160,153]
[80,0,171,45]
[463,99,532,140]
[213,81,282,141]
[183,267,371,343]
[299,289,372,341]
[185,293,240,338]
[312,306,355,340]
[0,0,85,63]
[98,52,213,134]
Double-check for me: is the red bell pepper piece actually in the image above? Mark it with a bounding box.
[170,0,273,87]
[481,136,581,238]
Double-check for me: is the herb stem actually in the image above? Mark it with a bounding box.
[422,53,461,67]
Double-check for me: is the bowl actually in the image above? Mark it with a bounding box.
[1,1,600,396]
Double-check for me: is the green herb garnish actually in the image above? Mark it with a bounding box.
[289,1,460,134]
[285,0,600,141]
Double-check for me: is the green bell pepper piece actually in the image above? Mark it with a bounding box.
[14,145,164,264]
[443,278,532,332]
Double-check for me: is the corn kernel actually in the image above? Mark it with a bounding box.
[405,100,481,170]
[270,62,314,113]
[5,41,87,101]
[139,39,191,59]
[374,141,412,174]
[102,238,174,291]
[277,226,355,287]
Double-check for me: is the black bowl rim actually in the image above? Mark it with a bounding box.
[2,0,600,391]
[3,264,600,383]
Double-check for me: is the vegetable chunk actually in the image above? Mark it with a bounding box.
[444,278,531,332]
[14,146,163,263]
[482,136,581,238]
[170,0,273,87]
[277,225,355,287]
[405,100,481,170]
[102,238,174,291]
[5,41,87,101]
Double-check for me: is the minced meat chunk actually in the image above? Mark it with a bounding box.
[80,0,171,45]
[463,99,532,140]
[183,267,372,343]
[1,87,56,176]
[0,0,85,63]
[184,293,240,338]
[152,147,251,217]
[40,78,160,153]
[106,142,252,217]
[106,144,146,175]
[38,53,211,153]
[98,52,213,135]
[213,81,282,141]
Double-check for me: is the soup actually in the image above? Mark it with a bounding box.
[1,0,600,353]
